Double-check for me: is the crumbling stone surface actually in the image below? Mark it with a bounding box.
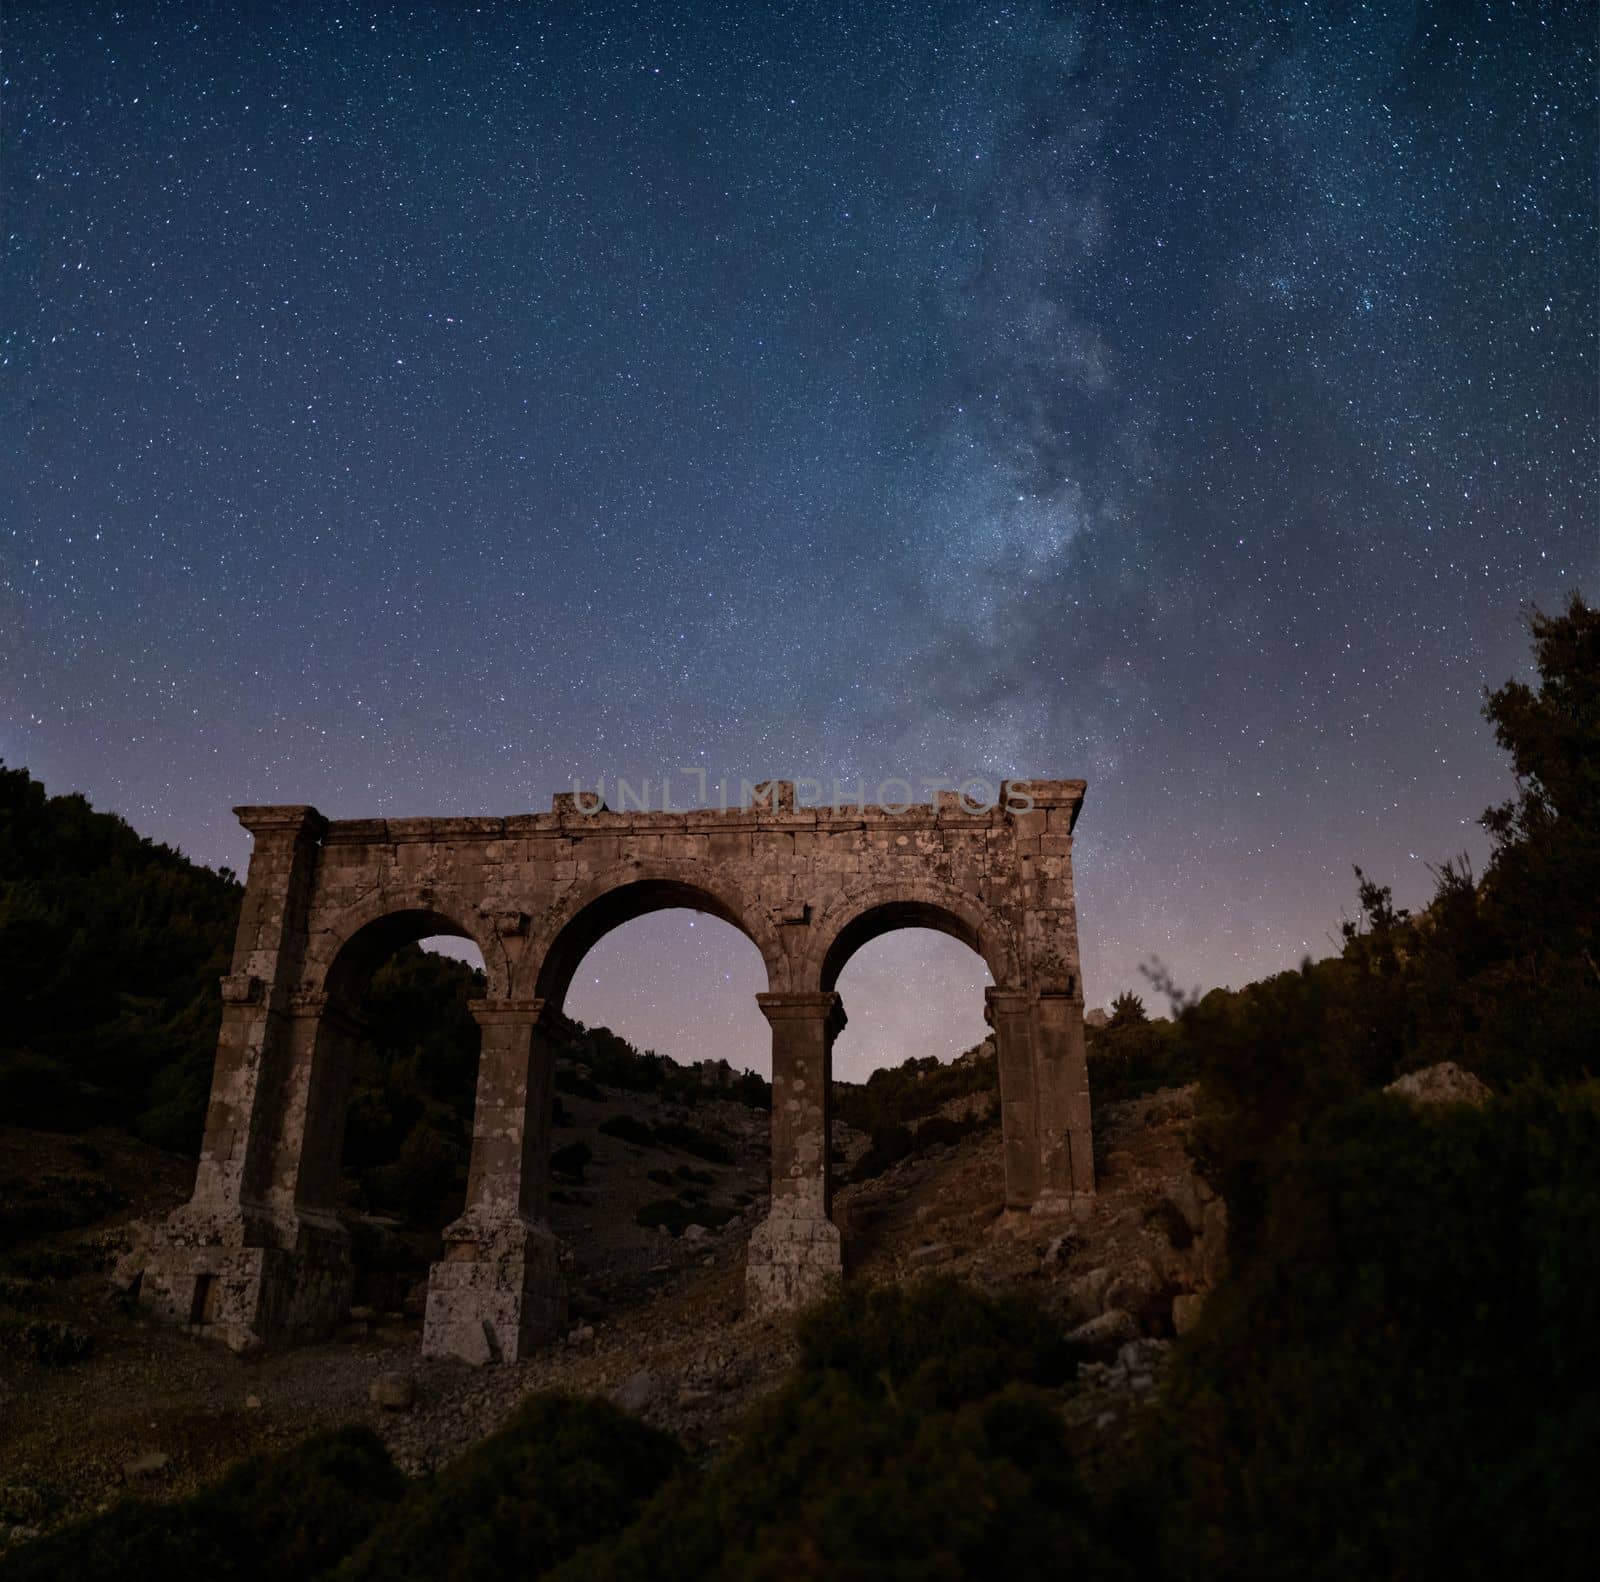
[143,780,1094,1360]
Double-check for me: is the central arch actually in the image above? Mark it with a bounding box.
[524,864,784,1008]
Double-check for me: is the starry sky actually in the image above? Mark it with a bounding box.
[3,2,1594,1081]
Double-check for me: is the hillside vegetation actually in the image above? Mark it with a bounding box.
[2,594,1595,1577]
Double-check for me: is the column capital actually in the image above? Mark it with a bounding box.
[233,804,328,842]
[756,990,846,1037]
[984,986,1034,1021]
[467,996,559,1029]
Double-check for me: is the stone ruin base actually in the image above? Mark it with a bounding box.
[745,1212,842,1316]
[421,1216,566,1365]
[139,1216,353,1353]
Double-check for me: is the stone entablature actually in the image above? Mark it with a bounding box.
[141,779,1094,1359]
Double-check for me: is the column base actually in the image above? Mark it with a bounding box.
[1029,1188,1093,1223]
[745,1212,842,1316]
[139,1211,352,1352]
[422,1216,566,1364]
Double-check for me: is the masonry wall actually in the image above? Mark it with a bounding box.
[141,779,1092,1357]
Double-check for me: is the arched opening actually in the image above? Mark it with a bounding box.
[315,911,490,1323]
[827,920,1000,1203]
[541,882,773,1263]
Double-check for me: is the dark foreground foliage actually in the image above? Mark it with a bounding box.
[334,1394,682,1581]
[5,598,1595,1577]
[1146,1082,1600,1578]
[551,1280,1123,1582]
[0,1427,405,1582]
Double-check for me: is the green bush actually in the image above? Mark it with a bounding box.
[555,1281,1117,1581]
[0,1171,122,1252]
[650,1120,733,1164]
[0,1427,403,1581]
[552,1141,593,1183]
[0,1315,91,1366]
[599,1114,656,1149]
[834,1046,999,1138]
[1142,1084,1600,1579]
[335,1394,682,1581]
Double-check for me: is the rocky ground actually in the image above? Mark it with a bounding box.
[0,1080,1219,1546]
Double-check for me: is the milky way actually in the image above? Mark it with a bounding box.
[3,3,1594,1079]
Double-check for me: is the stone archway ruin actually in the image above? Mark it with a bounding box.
[141,779,1094,1359]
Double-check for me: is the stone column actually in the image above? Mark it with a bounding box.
[1030,990,1095,1213]
[985,988,1042,1210]
[141,806,328,1351]
[423,998,567,1363]
[746,991,845,1315]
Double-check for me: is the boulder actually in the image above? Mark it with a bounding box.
[907,1242,954,1269]
[613,1369,659,1414]
[369,1371,416,1411]
[1385,1062,1491,1106]
[123,1453,169,1482]
[108,1221,157,1294]
[1171,1293,1206,1335]
[1064,1308,1141,1360]
[1104,1258,1162,1314]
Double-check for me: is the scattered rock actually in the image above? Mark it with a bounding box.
[108,1220,156,1294]
[1064,1308,1141,1360]
[244,1394,263,1410]
[566,1324,595,1345]
[907,1242,953,1268]
[1385,1062,1491,1106]
[682,1223,709,1242]
[369,1371,416,1411]
[1039,1232,1079,1268]
[123,1452,170,1482]
[349,1305,379,1323]
[1172,1293,1206,1335]
[613,1369,659,1414]
[1104,1259,1162,1315]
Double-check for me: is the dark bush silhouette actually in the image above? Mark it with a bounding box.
[0,1426,404,1582]
[335,1394,682,1581]
[553,1281,1116,1581]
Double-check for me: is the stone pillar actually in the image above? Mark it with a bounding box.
[1030,991,1095,1212]
[746,991,844,1315]
[141,806,330,1351]
[985,988,1042,1209]
[423,998,567,1363]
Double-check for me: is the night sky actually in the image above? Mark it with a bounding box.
[4,3,1594,1081]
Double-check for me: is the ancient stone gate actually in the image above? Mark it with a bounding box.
[141,779,1094,1360]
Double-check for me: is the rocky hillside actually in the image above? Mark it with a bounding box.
[0,1067,1212,1541]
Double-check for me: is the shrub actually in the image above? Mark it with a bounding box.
[555,1067,605,1101]
[1143,1083,1600,1579]
[555,1281,1114,1581]
[0,1171,122,1251]
[0,1426,403,1581]
[336,1393,681,1581]
[651,1120,733,1164]
[0,1274,42,1308]
[598,1114,656,1149]
[0,1315,92,1366]
[551,1141,592,1183]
